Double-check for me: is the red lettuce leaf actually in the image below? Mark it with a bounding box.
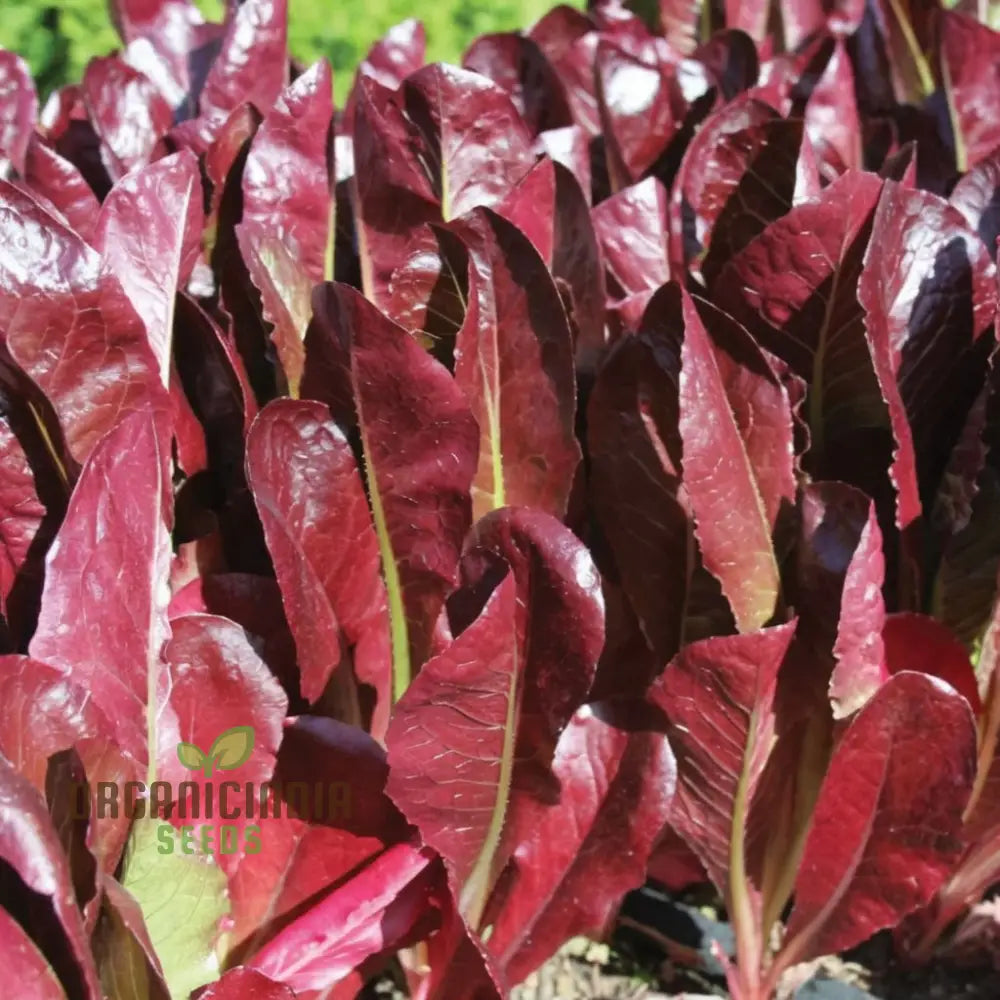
[462,33,573,136]
[245,399,390,728]
[95,150,203,386]
[0,755,101,999]
[226,717,410,958]
[81,57,173,180]
[0,49,37,176]
[0,182,169,464]
[779,672,976,966]
[453,208,581,520]
[0,905,66,1000]
[176,0,289,151]
[325,282,478,689]
[19,137,100,242]
[29,411,171,768]
[237,60,335,395]
[248,842,435,993]
[940,11,1000,171]
[648,622,797,899]
[483,699,676,983]
[199,967,294,999]
[387,507,604,932]
[678,287,788,632]
[352,65,534,304]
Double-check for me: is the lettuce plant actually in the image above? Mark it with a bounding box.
[0,1,999,999]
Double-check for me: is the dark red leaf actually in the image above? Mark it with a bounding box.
[0,756,101,999]
[0,182,168,464]
[940,11,1000,171]
[81,57,173,180]
[248,842,435,992]
[29,411,171,767]
[226,717,409,957]
[199,967,294,999]
[882,613,980,713]
[0,905,66,1000]
[453,208,580,519]
[326,283,478,683]
[484,700,676,983]
[0,49,37,176]
[679,288,787,632]
[780,673,976,965]
[649,623,797,896]
[19,137,100,242]
[95,150,203,386]
[246,399,390,728]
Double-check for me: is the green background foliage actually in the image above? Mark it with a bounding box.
[0,0,574,103]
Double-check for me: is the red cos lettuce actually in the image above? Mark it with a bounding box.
[0,0,998,998]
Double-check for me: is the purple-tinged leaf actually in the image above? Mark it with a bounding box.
[0,655,134,876]
[804,39,862,182]
[940,11,1000,171]
[0,906,66,1000]
[388,507,603,930]
[239,60,334,287]
[248,842,435,992]
[796,484,886,720]
[882,613,980,714]
[226,717,410,956]
[246,399,390,728]
[236,226,313,398]
[29,411,171,769]
[679,288,785,632]
[81,57,173,180]
[352,65,535,304]
[649,623,797,905]
[20,137,100,241]
[0,181,168,464]
[386,570,520,927]
[0,411,51,646]
[95,150,202,386]
[587,294,687,668]
[384,222,470,351]
[463,33,573,136]
[713,171,888,497]
[595,41,684,188]
[0,49,37,177]
[591,176,669,332]
[780,0,865,49]
[109,0,225,109]
[528,7,600,134]
[950,147,1000,260]
[534,125,591,200]
[453,208,580,520]
[327,283,478,692]
[465,507,605,761]
[200,968,294,999]
[0,755,101,999]
[156,614,288,864]
[177,0,289,151]
[669,97,802,281]
[356,19,426,91]
[778,673,976,967]
[484,700,676,983]
[859,182,996,541]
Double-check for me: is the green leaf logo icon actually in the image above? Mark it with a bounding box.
[176,742,207,771]
[175,726,255,777]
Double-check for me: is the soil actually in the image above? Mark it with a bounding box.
[365,884,1000,1000]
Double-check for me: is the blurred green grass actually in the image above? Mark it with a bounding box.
[0,0,574,104]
